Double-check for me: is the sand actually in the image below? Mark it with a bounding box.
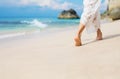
[0,20,120,79]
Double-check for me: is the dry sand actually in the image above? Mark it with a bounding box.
[0,20,120,79]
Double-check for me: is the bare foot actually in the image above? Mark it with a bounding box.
[74,37,82,46]
[96,31,103,40]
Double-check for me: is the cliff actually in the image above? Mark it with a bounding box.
[102,0,120,20]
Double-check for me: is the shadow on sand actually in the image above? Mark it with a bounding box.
[83,34,120,46]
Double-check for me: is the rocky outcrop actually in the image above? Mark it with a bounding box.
[109,8,120,20]
[102,0,120,20]
[58,9,79,19]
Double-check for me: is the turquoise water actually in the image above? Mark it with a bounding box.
[0,18,80,39]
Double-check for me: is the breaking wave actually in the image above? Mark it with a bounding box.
[21,19,48,28]
[0,19,48,28]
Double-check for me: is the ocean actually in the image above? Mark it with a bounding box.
[0,18,80,39]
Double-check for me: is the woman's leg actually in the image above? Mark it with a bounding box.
[74,23,85,46]
[96,28,102,40]
[74,25,102,46]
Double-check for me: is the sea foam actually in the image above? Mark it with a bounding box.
[0,32,25,39]
[21,19,48,28]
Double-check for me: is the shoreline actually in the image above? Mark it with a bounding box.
[0,19,119,46]
[0,19,119,48]
[0,18,113,40]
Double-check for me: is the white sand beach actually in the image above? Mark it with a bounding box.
[0,20,120,79]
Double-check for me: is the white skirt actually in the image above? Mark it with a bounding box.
[80,0,101,33]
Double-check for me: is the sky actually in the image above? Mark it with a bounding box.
[0,0,107,18]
